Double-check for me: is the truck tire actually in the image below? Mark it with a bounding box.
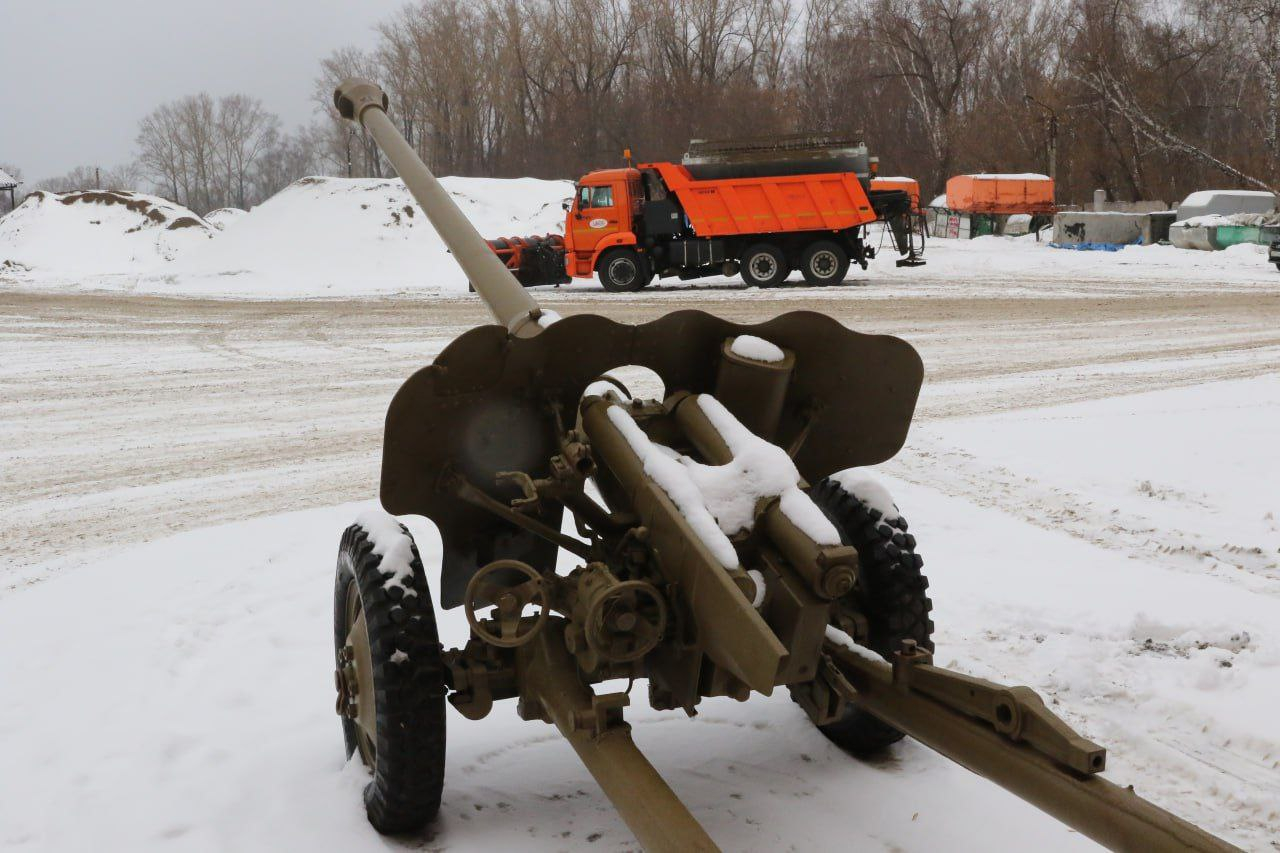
[805,475,934,755]
[799,240,850,286]
[598,248,652,292]
[334,515,446,834]
[740,243,789,287]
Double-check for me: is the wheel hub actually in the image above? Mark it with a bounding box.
[752,255,777,278]
[609,258,637,285]
[812,250,837,277]
[338,578,378,766]
[335,645,360,718]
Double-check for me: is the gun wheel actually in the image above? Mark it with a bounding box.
[334,515,446,834]
[807,475,934,755]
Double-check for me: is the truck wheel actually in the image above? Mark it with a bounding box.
[800,240,850,286]
[598,248,652,292]
[334,514,446,834]
[805,475,934,755]
[740,243,789,287]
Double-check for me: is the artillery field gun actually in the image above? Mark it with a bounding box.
[329,79,1238,851]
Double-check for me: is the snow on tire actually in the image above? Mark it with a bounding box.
[334,514,446,834]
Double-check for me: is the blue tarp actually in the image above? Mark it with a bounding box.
[1048,241,1125,252]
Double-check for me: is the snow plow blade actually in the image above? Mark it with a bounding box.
[485,235,570,288]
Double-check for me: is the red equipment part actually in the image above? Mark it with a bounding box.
[485,234,570,288]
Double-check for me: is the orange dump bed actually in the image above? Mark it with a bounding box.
[945,174,1055,214]
[644,161,877,237]
[871,177,921,212]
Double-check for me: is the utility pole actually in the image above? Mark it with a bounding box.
[95,166,101,190]
[1023,94,1058,182]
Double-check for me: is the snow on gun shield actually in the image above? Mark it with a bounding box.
[329,78,1239,853]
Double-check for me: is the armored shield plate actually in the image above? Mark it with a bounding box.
[379,310,923,607]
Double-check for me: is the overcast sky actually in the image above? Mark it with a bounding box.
[0,0,405,183]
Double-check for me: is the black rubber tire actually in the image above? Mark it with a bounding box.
[598,248,652,292]
[799,240,850,286]
[807,476,934,755]
[740,243,789,287]
[334,519,446,834]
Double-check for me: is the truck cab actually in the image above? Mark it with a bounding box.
[564,168,642,278]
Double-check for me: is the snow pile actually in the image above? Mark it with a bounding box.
[149,175,571,297]
[606,395,840,569]
[204,207,248,230]
[1173,211,1280,228]
[1177,189,1276,222]
[730,334,786,363]
[0,189,213,274]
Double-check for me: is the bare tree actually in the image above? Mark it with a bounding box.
[215,95,280,208]
[869,0,1004,191]
[137,93,294,212]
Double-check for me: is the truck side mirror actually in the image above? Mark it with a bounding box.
[562,200,571,211]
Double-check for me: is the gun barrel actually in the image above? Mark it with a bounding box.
[333,79,543,338]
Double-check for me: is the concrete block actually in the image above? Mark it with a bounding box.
[1053,211,1155,245]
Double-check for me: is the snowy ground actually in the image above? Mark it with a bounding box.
[2,278,1278,850]
[3,174,1279,299]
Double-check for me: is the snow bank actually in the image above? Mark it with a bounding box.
[147,175,571,297]
[204,207,247,230]
[1172,211,1280,228]
[1176,190,1277,223]
[0,189,213,274]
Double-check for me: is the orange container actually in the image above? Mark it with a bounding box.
[644,161,877,237]
[945,174,1055,214]
[871,177,921,212]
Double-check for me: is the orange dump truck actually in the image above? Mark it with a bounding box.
[487,136,922,292]
[945,173,1055,214]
